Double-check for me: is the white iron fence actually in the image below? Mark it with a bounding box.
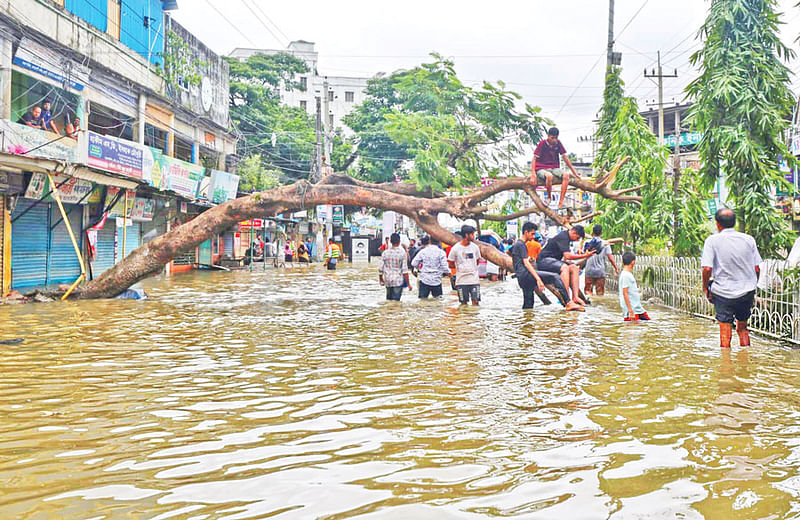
[605,256,800,345]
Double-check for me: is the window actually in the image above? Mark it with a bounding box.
[345,91,354,102]
[11,70,80,135]
[300,100,307,110]
[88,103,135,141]
[299,77,307,90]
[144,123,169,153]
[328,90,334,102]
[328,114,334,127]
[174,136,193,163]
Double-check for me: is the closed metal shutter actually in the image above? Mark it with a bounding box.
[116,221,140,262]
[48,204,84,286]
[91,219,116,278]
[0,196,4,291]
[11,200,49,290]
[223,232,234,257]
[141,215,166,244]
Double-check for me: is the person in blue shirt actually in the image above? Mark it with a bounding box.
[40,100,58,133]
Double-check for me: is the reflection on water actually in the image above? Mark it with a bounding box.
[2,265,800,519]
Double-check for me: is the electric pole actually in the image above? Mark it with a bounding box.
[644,51,678,145]
[673,108,682,246]
[314,95,322,181]
[323,78,331,159]
[606,0,615,73]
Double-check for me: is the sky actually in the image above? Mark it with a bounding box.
[173,0,800,160]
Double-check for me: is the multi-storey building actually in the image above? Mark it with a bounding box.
[230,41,370,134]
[0,0,240,295]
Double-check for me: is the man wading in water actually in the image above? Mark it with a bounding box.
[511,222,583,311]
[702,208,762,349]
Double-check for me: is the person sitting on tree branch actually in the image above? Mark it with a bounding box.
[530,127,581,210]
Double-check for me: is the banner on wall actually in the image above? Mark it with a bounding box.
[24,173,93,204]
[13,37,91,91]
[208,169,240,203]
[107,187,136,218]
[0,120,78,161]
[158,154,205,199]
[131,197,155,222]
[87,131,144,179]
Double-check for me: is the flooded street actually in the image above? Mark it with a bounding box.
[3,264,800,519]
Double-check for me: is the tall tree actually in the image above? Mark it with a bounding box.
[686,0,795,256]
[594,69,671,248]
[346,55,547,191]
[226,53,317,185]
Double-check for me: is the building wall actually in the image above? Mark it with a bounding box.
[65,0,107,33]
[120,0,164,66]
[231,42,370,135]
[168,19,230,130]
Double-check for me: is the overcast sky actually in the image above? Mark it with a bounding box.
[174,0,800,158]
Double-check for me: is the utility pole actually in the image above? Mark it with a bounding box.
[314,95,322,181]
[606,0,615,73]
[644,51,678,145]
[323,78,331,159]
[673,108,682,246]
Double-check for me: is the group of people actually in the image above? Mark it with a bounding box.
[18,101,81,139]
[376,207,762,351]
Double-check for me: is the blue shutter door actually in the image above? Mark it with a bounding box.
[11,200,49,290]
[116,221,141,262]
[91,219,116,278]
[48,204,83,286]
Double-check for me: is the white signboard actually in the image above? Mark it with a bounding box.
[351,237,370,263]
[24,172,93,204]
[506,220,519,238]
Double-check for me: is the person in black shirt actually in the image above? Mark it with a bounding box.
[19,106,43,129]
[537,225,595,306]
[512,222,583,311]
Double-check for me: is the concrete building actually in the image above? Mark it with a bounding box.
[0,0,239,295]
[230,41,370,135]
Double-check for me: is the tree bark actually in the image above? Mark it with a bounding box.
[75,161,637,300]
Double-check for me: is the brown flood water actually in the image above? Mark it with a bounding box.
[2,264,800,519]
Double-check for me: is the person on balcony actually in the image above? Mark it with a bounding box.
[18,106,43,129]
[40,100,58,133]
[65,115,81,140]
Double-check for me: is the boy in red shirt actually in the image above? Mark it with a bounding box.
[530,127,581,209]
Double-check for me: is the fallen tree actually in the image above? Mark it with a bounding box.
[72,157,634,300]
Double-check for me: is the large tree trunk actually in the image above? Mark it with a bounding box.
[76,160,637,300]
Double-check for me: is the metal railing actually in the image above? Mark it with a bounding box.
[605,256,800,345]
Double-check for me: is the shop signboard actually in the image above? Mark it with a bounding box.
[0,120,78,161]
[87,131,144,179]
[332,205,344,224]
[665,131,703,149]
[159,154,205,199]
[506,220,519,238]
[208,170,240,204]
[131,197,155,222]
[13,37,91,91]
[107,187,136,218]
[706,199,718,217]
[24,172,93,204]
[239,219,264,229]
[351,237,370,263]
[316,205,329,223]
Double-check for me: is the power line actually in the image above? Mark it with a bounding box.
[238,0,286,47]
[199,0,258,47]
[247,1,291,43]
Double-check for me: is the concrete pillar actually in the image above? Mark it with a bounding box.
[0,37,12,120]
[137,93,146,145]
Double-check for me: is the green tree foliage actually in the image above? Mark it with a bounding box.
[346,55,548,191]
[673,170,711,256]
[236,154,282,192]
[158,31,206,93]
[226,53,317,182]
[686,0,795,257]
[594,69,670,248]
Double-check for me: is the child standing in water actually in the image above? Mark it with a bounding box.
[619,252,650,321]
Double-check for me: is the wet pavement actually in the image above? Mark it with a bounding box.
[2,264,800,519]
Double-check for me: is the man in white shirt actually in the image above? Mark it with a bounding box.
[701,208,762,349]
[448,225,483,305]
[411,235,449,298]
